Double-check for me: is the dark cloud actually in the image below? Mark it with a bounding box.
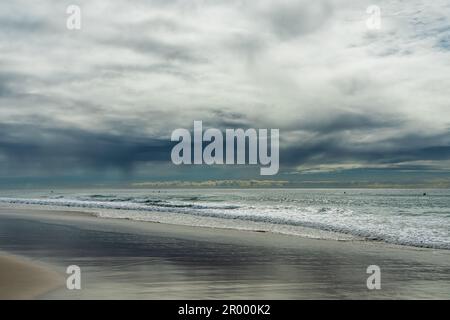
[295,111,403,134]
[102,35,205,63]
[280,130,450,167]
[226,33,267,62]
[0,16,51,34]
[0,71,28,97]
[209,110,254,128]
[255,0,333,39]
[97,62,196,81]
[0,123,173,175]
[0,0,449,184]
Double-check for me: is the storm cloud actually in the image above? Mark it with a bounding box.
[0,0,449,183]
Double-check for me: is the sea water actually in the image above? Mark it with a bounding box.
[0,188,449,249]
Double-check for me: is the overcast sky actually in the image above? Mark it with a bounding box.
[0,0,449,186]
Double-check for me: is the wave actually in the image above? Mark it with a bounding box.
[0,196,448,250]
[0,197,241,213]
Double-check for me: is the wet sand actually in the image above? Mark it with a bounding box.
[0,253,62,299]
[0,206,449,299]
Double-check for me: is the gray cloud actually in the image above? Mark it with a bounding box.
[255,0,334,39]
[102,36,205,63]
[0,123,172,176]
[291,111,403,134]
[0,16,51,34]
[0,0,449,182]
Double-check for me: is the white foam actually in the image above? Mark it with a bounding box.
[0,194,448,249]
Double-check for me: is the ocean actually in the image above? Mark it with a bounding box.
[0,188,449,249]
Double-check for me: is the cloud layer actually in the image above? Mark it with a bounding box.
[0,0,449,182]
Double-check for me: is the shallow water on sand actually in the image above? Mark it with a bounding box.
[0,211,449,299]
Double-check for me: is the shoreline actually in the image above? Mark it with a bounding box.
[0,201,365,242]
[2,205,447,256]
[0,202,447,251]
[0,206,449,299]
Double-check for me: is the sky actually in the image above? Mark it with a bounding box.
[0,0,449,187]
